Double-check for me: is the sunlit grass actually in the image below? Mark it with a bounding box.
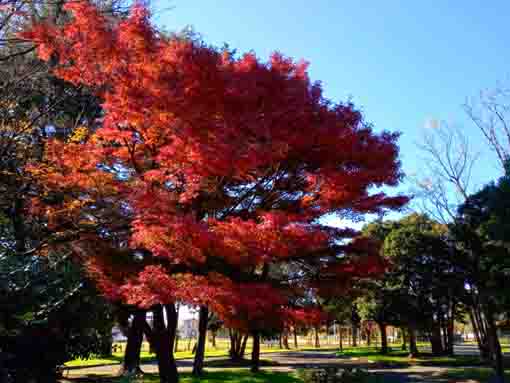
[65,339,338,368]
[336,346,483,367]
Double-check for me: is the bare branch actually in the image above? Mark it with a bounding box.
[412,121,478,223]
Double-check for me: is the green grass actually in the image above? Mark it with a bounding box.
[336,346,483,367]
[66,341,338,368]
[89,370,302,383]
[441,368,510,383]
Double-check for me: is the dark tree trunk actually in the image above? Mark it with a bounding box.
[486,305,505,382]
[229,330,248,361]
[251,332,260,373]
[408,326,418,357]
[470,299,490,360]
[314,326,320,348]
[279,334,283,349]
[430,322,444,356]
[366,326,371,346]
[293,327,298,349]
[120,310,145,376]
[211,331,216,348]
[211,331,217,348]
[441,317,448,354]
[446,309,455,356]
[352,324,358,347]
[174,303,180,353]
[339,326,343,352]
[228,328,241,360]
[282,332,290,349]
[378,322,388,355]
[192,305,209,376]
[152,304,178,383]
[240,334,248,358]
[401,328,407,351]
[100,333,113,357]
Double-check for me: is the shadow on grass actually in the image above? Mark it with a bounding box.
[336,346,486,368]
[435,367,510,383]
[61,370,301,383]
[204,358,278,368]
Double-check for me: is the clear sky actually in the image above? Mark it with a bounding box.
[155,1,509,319]
[155,1,506,194]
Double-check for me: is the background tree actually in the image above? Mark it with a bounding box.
[465,85,510,170]
[451,164,510,382]
[0,243,113,382]
[412,121,477,224]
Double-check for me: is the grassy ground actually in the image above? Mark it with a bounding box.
[336,346,483,367]
[65,340,338,368]
[75,370,302,383]
[442,368,510,383]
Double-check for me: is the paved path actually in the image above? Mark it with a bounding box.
[62,348,482,382]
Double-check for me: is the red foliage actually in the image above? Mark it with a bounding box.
[22,2,407,331]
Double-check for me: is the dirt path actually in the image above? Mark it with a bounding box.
[62,350,475,382]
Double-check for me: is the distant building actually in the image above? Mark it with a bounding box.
[179,318,198,338]
[112,326,127,342]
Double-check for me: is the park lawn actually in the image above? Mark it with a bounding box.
[442,368,510,383]
[336,346,483,367]
[98,370,302,383]
[65,344,339,368]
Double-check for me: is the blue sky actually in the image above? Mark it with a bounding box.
[155,1,506,216]
[153,1,510,319]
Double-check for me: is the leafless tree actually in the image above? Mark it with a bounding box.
[411,121,478,223]
[464,84,510,171]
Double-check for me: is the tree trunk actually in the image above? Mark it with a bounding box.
[100,332,113,357]
[314,326,320,348]
[352,323,358,347]
[229,329,240,360]
[192,306,209,376]
[293,327,298,349]
[229,330,248,360]
[408,326,418,357]
[366,326,371,346]
[470,300,490,360]
[240,334,248,358]
[120,310,145,376]
[401,328,407,351]
[279,334,283,349]
[441,317,448,354]
[282,332,290,349]
[174,333,180,353]
[446,308,455,356]
[152,304,178,383]
[378,322,388,355]
[430,322,444,356]
[251,332,260,373]
[174,303,180,353]
[486,305,505,382]
[339,326,343,352]
[211,331,217,348]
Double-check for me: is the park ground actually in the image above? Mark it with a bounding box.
[62,341,510,383]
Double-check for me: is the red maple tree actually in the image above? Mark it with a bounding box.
[22,2,407,382]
